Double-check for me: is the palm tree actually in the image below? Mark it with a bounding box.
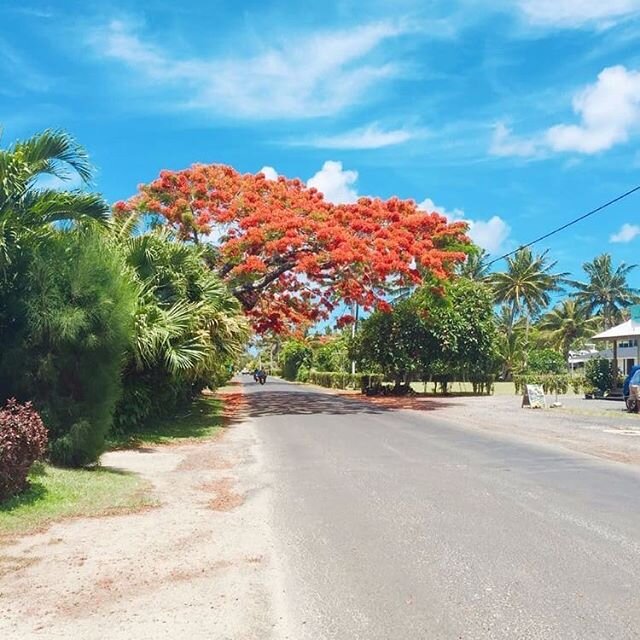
[489,247,567,333]
[538,299,601,361]
[0,129,109,272]
[495,305,526,379]
[109,213,249,378]
[571,254,639,329]
[458,249,490,281]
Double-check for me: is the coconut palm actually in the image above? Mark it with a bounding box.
[571,254,639,329]
[458,249,490,281]
[537,299,601,361]
[0,129,109,270]
[489,247,567,332]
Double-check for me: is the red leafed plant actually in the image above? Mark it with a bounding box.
[0,399,48,501]
[117,164,470,333]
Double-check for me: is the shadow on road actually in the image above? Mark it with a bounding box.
[243,389,458,418]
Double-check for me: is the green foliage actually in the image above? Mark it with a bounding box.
[313,337,350,372]
[307,370,384,391]
[537,299,600,359]
[0,129,108,277]
[280,340,312,381]
[6,229,137,466]
[489,247,567,322]
[570,375,586,394]
[112,224,249,434]
[354,278,498,387]
[296,365,311,383]
[512,374,570,396]
[585,358,615,393]
[525,348,566,375]
[571,254,639,329]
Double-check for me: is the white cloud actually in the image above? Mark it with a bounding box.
[492,65,640,157]
[546,65,640,153]
[417,198,465,220]
[610,223,640,243]
[88,19,404,119]
[418,198,511,254]
[303,123,417,149]
[518,0,640,28]
[489,122,540,158]
[467,216,511,254]
[258,166,278,181]
[307,161,359,204]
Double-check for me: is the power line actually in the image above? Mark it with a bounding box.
[486,184,640,267]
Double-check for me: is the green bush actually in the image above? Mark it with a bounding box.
[296,365,310,383]
[585,358,614,393]
[570,375,586,395]
[307,370,384,391]
[2,230,137,466]
[513,374,570,396]
[280,341,312,381]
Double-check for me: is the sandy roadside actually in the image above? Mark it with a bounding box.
[0,408,288,640]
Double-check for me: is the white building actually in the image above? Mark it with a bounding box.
[570,313,640,376]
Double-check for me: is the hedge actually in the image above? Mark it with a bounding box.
[307,370,384,391]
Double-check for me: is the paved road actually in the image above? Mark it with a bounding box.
[243,377,640,640]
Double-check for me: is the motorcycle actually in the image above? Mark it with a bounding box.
[257,372,267,385]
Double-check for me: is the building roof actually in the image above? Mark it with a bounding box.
[592,319,640,341]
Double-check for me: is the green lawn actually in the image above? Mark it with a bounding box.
[409,381,580,396]
[0,463,154,539]
[1,395,225,539]
[107,396,224,448]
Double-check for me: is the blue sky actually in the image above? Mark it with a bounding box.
[2,0,640,285]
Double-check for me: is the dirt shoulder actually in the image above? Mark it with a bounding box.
[0,396,285,640]
[338,390,640,467]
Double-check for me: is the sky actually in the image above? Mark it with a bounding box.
[2,0,640,286]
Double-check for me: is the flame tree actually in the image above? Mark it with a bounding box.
[117,164,471,333]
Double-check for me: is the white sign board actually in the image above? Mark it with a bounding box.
[522,384,546,409]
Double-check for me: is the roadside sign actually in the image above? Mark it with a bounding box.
[522,384,546,409]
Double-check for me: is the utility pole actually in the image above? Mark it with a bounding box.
[351,302,359,375]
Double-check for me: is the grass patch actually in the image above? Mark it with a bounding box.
[107,396,224,449]
[0,463,154,539]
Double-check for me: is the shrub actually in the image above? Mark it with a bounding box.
[22,231,137,466]
[570,375,586,395]
[513,374,570,396]
[296,365,310,383]
[307,370,384,391]
[280,341,312,381]
[585,358,614,393]
[0,399,48,501]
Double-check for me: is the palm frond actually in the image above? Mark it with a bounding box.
[13,129,93,183]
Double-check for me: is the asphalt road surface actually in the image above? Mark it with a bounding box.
[243,377,640,640]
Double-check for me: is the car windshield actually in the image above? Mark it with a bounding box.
[631,371,640,385]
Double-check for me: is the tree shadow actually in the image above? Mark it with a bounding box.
[108,397,224,448]
[0,480,47,512]
[244,389,458,418]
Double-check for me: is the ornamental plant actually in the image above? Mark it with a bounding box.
[0,399,48,501]
[117,165,470,333]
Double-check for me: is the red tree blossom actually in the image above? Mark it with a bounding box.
[116,164,470,333]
